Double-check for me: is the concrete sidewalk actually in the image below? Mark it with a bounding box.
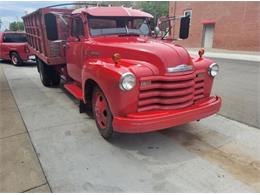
[0,64,50,192]
[187,48,260,62]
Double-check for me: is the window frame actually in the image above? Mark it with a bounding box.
[87,16,151,37]
[71,16,85,38]
[183,9,192,24]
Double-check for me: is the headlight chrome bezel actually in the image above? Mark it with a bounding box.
[119,72,136,91]
[208,63,219,77]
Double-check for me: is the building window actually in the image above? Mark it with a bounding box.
[184,9,192,24]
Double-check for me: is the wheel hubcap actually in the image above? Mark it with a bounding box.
[12,56,18,64]
[94,92,108,129]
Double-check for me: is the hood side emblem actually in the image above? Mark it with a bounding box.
[167,64,193,73]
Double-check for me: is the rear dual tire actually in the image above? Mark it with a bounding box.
[37,59,60,87]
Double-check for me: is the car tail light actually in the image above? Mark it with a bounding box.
[24,45,30,53]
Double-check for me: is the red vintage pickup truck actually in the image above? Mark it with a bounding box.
[23,5,221,140]
[0,31,34,65]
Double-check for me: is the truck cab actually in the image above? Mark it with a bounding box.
[23,6,221,140]
[0,31,34,65]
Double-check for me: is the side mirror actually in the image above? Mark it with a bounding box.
[2,36,6,42]
[179,16,190,39]
[154,26,160,36]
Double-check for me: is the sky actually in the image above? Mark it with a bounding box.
[0,1,72,31]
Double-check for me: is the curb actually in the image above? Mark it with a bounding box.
[188,51,260,62]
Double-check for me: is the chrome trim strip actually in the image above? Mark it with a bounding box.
[167,64,193,73]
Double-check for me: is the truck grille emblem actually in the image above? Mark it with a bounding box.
[141,81,152,86]
[167,64,193,73]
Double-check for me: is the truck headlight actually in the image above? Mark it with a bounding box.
[208,63,219,77]
[119,72,136,91]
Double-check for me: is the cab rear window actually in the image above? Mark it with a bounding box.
[3,33,27,43]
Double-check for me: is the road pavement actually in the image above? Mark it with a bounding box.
[211,58,260,129]
[1,61,260,192]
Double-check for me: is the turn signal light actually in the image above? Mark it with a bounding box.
[112,53,121,64]
[198,48,205,58]
[24,45,30,53]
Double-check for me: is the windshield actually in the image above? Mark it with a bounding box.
[88,16,151,37]
[3,33,27,43]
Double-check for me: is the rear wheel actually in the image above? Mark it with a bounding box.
[38,59,60,87]
[92,87,115,140]
[10,52,22,66]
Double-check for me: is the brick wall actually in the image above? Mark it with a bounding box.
[169,1,260,51]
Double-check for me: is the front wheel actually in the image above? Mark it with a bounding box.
[38,59,60,87]
[92,87,115,140]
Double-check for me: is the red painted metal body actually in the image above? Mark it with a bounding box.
[113,96,221,133]
[0,32,32,61]
[23,6,221,133]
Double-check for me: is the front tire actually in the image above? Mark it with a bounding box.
[38,59,60,87]
[10,52,22,66]
[92,87,115,140]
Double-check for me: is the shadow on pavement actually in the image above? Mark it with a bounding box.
[0,59,36,67]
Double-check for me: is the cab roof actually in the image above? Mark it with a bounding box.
[72,6,153,18]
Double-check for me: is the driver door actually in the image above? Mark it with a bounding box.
[66,16,85,83]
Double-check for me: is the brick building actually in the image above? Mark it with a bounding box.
[169,1,260,51]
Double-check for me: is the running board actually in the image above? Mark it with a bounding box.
[64,83,83,101]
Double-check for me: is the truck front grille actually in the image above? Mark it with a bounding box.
[138,72,205,112]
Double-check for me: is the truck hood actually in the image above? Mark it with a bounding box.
[91,36,193,75]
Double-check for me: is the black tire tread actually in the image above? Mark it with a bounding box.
[38,59,60,87]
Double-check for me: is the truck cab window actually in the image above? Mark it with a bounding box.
[88,17,151,37]
[72,17,85,37]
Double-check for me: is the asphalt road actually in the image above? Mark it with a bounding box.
[211,58,260,129]
[1,61,260,192]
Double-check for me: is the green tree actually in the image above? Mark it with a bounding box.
[9,21,24,31]
[135,1,169,29]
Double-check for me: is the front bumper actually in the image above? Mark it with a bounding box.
[113,96,221,133]
[19,53,35,61]
[28,55,36,60]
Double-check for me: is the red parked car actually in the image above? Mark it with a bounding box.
[0,31,35,65]
[23,5,221,140]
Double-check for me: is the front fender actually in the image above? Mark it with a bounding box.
[192,57,216,97]
[82,58,151,116]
